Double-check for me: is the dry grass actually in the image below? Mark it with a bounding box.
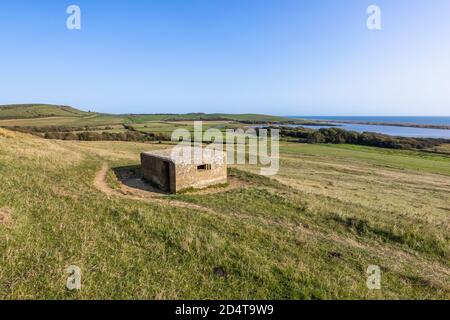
[0,128,18,138]
[0,130,449,299]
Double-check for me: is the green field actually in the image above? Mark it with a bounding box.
[126,113,286,123]
[132,120,246,135]
[0,127,448,299]
[280,143,450,176]
[0,104,289,128]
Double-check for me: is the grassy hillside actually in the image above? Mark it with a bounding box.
[121,113,286,123]
[280,143,450,175]
[0,104,88,120]
[0,104,289,127]
[0,128,448,299]
[211,113,286,122]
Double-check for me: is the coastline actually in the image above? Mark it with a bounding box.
[304,119,450,130]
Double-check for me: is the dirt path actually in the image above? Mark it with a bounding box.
[93,163,117,196]
[93,162,215,213]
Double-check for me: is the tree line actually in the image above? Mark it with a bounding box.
[44,131,171,142]
[3,125,171,142]
[264,126,449,150]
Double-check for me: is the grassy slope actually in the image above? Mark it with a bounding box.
[0,128,448,299]
[211,113,286,122]
[0,105,289,127]
[280,143,450,175]
[121,113,286,123]
[0,104,88,119]
[0,114,129,127]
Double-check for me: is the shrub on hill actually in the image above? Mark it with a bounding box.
[3,125,172,143]
[63,130,171,142]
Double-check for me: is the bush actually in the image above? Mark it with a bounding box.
[44,132,64,139]
[63,132,79,141]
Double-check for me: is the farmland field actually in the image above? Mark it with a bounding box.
[0,105,292,140]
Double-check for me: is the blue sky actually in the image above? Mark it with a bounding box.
[0,0,449,115]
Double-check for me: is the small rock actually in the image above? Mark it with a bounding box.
[213,266,227,278]
[328,252,343,259]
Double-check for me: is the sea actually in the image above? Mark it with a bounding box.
[287,116,450,139]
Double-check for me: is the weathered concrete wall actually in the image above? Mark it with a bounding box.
[141,148,227,193]
[174,162,227,192]
[141,153,175,192]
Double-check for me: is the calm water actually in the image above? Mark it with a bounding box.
[287,116,450,139]
[293,116,450,126]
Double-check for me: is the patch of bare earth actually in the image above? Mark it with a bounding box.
[0,207,13,227]
[93,162,217,213]
[93,163,117,197]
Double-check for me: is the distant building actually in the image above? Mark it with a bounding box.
[141,147,227,193]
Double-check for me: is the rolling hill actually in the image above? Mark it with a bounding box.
[0,104,291,127]
[0,104,89,120]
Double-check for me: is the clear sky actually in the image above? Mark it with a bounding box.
[0,0,449,115]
